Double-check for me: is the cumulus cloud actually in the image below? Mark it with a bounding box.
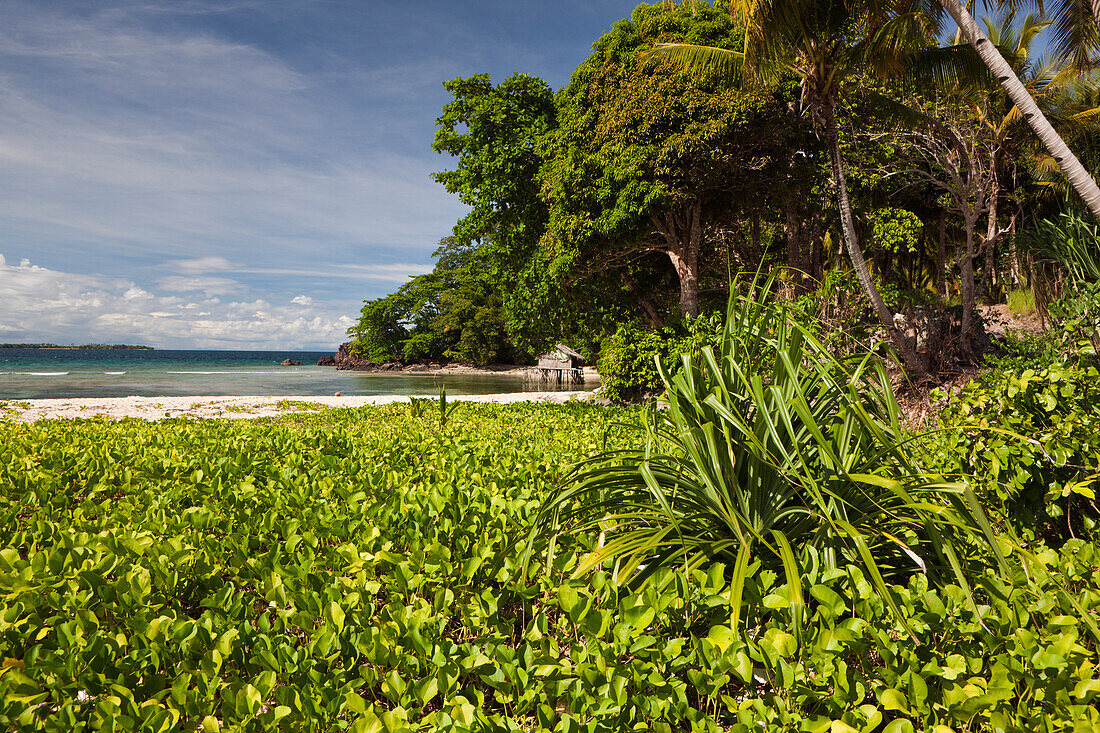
[0,253,352,349]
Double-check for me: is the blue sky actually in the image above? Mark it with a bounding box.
[0,0,636,349]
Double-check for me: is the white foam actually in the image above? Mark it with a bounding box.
[103,371,126,375]
[166,370,291,375]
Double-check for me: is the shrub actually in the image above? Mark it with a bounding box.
[927,358,1100,543]
[1049,280,1100,354]
[533,274,1006,636]
[789,269,881,355]
[597,313,723,402]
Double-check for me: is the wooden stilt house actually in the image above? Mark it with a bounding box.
[537,344,586,385]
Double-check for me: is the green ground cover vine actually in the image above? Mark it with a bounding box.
[1,402,1099,731]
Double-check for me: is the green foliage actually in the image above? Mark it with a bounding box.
[532,274,1006,639]
[432,73,599,357]
[677,543,1100,731]
[432,74,555,250]
[928,358,1100,543]
[789,268,881,353]
[2,400,1100,730]
[540,2,793,317]
[1049,280,1100,354]
[347,296,410,363]
[596,313,723,402]
[867,208,922,254]
[346,239,522,366]
[0,404,631,731]
[1022,210,1100,286]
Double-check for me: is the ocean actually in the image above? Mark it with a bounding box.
[0,349,587,399]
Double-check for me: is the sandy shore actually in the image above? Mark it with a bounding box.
[0,391,598,423]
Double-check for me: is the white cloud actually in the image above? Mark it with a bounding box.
[0,253,352,349]
[0,4,465,267]
[241,262,434,282]
[165,256,238,274]
[157,275,243,297]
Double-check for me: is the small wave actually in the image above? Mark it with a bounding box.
[167,371,231,375]
[103,371,126,375]
[166,370,290,375]
[14,371,70,376]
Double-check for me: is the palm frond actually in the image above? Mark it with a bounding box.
[639,43,745,86]
[866,12,936,78]
[1021,210,1100,285]
[1049,0,1100,70]
[902,43,992,90]
[859,89,933,129]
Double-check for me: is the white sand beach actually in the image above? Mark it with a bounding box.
[1,391,598,423]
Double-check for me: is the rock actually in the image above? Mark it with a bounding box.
[316,356,336,366]
[280,359,303,366]
[334,391,341,397]
[334,343,375,371]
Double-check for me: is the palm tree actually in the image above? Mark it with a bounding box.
[997,0,1100,70]
[648,0,925,368]
[975,12,1099,289]
[938,0,1100,220]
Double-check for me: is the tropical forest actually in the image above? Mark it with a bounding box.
[5,0,1100,731]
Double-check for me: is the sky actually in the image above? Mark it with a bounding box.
[0,0,637,349]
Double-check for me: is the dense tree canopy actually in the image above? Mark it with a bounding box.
[542,2,796,316]
[348,0,1100,371]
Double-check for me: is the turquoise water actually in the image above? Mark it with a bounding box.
[0,349,586,399]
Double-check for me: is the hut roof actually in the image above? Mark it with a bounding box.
[554,344,586,364]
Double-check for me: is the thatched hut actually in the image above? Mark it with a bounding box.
[537,344,586,384]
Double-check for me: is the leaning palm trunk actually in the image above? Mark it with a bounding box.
[822,103,920,368]
[526,273,1006,635]
[940,0,1100,222]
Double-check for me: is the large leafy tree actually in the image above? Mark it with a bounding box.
[432,73,641,355]
[431,73,568,354]
[542,3,794,318]
[346,237,521,366]
[649,0,931,367]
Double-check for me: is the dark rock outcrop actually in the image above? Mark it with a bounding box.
[316,356,336,366]
[334,342,375,371]
[280,359,303,366]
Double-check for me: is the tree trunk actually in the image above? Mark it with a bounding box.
[981,175,999,300]
[939,0,1100,221]
[786,199,800,270]
[655,202,702,318]
[1008,215,1021,288]
[937,211,948,300]
[811,215,823,282]
[960,212,979,349]
[822,102,920,369]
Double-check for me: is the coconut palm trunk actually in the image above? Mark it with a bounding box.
[939,0,1100,221]
[822,102,920,366]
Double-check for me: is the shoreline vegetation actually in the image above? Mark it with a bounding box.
[0,343,153,350]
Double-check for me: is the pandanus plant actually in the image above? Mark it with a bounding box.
[527,273,1007,634]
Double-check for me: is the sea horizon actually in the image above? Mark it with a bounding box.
[0,347,587,400]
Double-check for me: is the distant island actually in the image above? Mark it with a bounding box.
[0,343,154,350]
